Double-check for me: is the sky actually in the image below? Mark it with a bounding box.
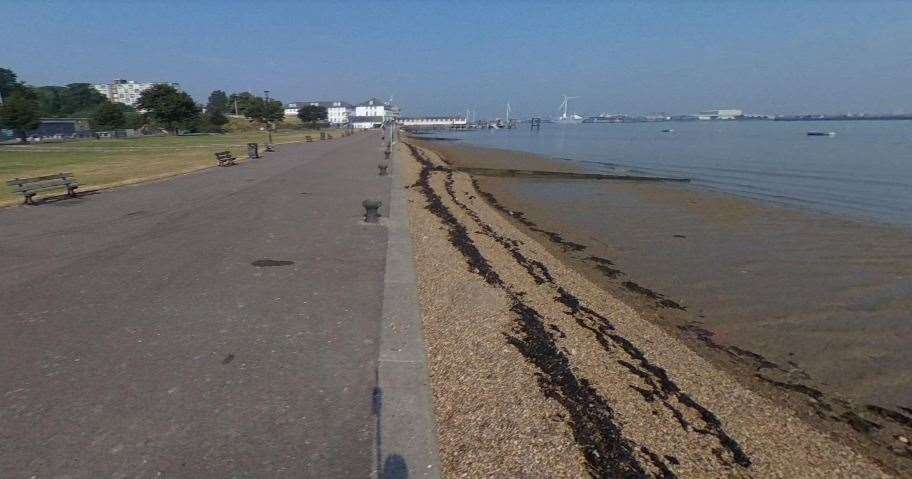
[3,0,911,118]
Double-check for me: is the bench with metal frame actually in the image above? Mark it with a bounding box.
[7,172,79,205]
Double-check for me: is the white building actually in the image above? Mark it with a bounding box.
[349,98,401,129]
[284,100,354,125]
[400,116,467,128]
[92,79,180,107]
[697,109,743,120]
[355,98,387,118]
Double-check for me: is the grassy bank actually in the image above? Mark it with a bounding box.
[0,128,339,205]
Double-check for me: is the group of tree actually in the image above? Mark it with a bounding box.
[35,83,107,117]
[203,90,229,131]
[1,67,147,141]
[243,96,284,125]
[135,84,200,135]
[0,68,41,142]
[2,66,320,141]
[297,105,327,129]
[201,90,282,132]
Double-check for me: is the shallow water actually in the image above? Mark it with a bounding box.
[433,121,912,227]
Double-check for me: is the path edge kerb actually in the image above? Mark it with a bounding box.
[375,130,441,478]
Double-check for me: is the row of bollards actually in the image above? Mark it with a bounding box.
[363,126,395,222]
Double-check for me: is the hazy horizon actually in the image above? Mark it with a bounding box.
[3,0,911,118]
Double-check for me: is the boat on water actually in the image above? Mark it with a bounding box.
[555,95,583,124]
[661,128,674,133]
[807,131,836,136]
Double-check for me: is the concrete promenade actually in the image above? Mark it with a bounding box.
[0,132,431,477]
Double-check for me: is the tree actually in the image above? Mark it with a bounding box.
[34,83,106,117]
[136,84,200,134]
[0,67,20,101]
[35,86,64,116]
[227,92,255,115]
[0,90,42,142]
[205,109,229,129]
[297,105,328,129]
[206,90,228,114]
[124,110,145,130]
[244,97,284,125]
[89,102,127,130]
[203,90,230,132]
[57,83,107,117]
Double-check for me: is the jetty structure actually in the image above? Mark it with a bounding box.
[399,116,468,130]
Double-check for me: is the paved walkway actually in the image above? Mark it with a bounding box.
[0,132,398,477]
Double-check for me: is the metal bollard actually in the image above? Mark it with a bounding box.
[378,163,389,176]
[247,143,259,159]
[265,144,275,152]
[362,199,382,223]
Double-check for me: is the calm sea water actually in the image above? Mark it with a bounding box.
[433,121,912,226]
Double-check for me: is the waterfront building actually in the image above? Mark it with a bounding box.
[284,100,354,125]
[355,98,389,118]
[399,116,468,128]
[92,79,180,107]
[356,98,400,120]
[348,98,401,128]
[697,109,743,120]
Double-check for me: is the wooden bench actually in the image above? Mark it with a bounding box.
[327,134,333,140]
[305,136,313,142]
[7,173,79,205]
[215,151,237,167]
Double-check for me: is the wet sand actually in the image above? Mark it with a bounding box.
[412,138,912,474]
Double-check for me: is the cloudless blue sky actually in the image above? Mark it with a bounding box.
[3,0,911,117]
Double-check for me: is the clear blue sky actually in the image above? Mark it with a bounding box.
[3,1,910,117]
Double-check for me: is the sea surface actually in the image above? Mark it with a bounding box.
[432,121,912,226]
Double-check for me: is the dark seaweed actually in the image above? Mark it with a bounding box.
[838,411,883,434]
[866,405,912,428]
[622,281,686,311]
[756,374,825,400]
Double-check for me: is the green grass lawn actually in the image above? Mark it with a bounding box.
[0,129,341,205]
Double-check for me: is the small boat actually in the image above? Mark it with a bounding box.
[661,128,674,133]
[807,131,836,136]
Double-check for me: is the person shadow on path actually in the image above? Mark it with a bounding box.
[381,454,408,479]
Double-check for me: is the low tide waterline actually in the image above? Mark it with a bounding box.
[412,138,912,418]
[428,121,912,227]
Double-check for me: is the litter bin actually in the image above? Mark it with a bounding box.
[247,143,259,159]
[320,132,326,140]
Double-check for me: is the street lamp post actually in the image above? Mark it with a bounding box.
[264,90,274,149]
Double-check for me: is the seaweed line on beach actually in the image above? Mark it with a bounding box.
[406,142,659,477]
